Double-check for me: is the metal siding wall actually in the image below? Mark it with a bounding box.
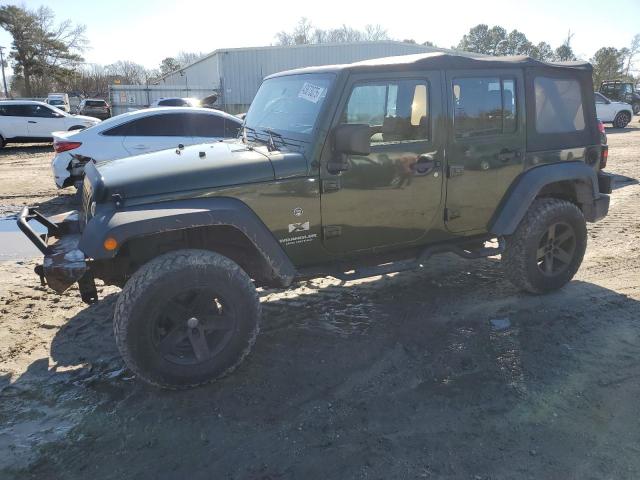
[220,43,438,109]
[108,85,218,116]
[160,54,221,89]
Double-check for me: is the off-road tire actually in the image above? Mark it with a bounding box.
[613,111,631,128]
[502,198,587,294]
[114,249,260,389]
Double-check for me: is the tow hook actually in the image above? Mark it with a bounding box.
[34,265,46,286]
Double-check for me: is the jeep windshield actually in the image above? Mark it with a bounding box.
[243,73,334,144]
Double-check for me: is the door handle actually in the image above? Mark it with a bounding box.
[132,144,148,150]
[413,154,441,176]
[28,120,37,124]
[497,149,520,162]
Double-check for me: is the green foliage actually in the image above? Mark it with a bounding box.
[591,47,628,85]
[159,57,181,76]
[0,4,86,96]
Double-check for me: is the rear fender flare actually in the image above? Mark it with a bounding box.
[488,161,599,235]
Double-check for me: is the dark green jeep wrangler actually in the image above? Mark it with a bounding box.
[19,53,612,389]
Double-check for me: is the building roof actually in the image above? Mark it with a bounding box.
[156,41,449,82]
[266,52,592,79]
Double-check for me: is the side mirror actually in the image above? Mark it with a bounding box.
[334,123,371,156]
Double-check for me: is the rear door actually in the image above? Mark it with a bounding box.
[444,70,525,233]
[320,72,445,253]
[120,113,194,155]
[595,93,615,122]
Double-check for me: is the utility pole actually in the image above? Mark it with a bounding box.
[0,46,8,99]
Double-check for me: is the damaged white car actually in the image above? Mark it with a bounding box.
[52,107,243,188]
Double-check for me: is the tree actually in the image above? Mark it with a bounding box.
[623,34,640,76]
[105,60,149,84]
[275,18,389,46]
[554,31,576,61]
[456,24,508,55]
[0,5,86,96]
[497,30,533,56]
[176,51,203,66]
[529,42,554,61]
[591,47,626,85]
[159,57,180,76]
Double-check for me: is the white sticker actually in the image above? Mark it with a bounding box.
[288,221,310,233]
[298,82,325,103]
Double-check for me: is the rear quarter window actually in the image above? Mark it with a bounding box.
[534,77,585,134]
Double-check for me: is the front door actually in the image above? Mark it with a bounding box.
[25,104,64,138]
[321,73,444,253]
[444,70,526,233]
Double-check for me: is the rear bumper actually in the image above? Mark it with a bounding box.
[17,207,97,303]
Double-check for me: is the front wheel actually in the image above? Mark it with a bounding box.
[502,198,587,294]
[114,249,260,389]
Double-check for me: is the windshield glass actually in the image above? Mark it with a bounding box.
[244,73,334,139]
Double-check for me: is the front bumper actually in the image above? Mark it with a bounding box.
[17,207,98,303]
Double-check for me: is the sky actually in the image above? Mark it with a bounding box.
[0,0,639,75]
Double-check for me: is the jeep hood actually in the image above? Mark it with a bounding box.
[94,141,276,199]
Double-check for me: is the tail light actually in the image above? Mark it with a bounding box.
[600,145,608,169]
[54,141,82,153]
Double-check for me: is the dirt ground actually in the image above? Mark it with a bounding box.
[0,121,639,480]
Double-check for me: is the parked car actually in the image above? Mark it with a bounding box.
[46,93,71,113]
[150,97,201,107]
[18,53,611,389]
[0,100,101,148]
[594,92,633,128]
[51,106,243,188]
[78,98,111,119]
[599,80,640,115]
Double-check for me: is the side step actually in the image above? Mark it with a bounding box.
[332,238,505,282]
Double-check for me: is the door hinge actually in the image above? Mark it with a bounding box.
[444,208,461,222]
[322,179,341,193]
[323,225,342,239]
[447,165,465,178]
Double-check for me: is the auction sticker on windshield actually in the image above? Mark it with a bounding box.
[298,82,325,103]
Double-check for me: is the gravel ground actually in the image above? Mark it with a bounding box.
[0,121,639,479]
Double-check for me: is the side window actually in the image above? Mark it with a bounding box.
[453,77,517,138]
[187,114,225,137]
[26,105,59,118]
[534,76,585,134]
[342,79,430,144]
[225,119,242,137]
[103,120,138,136]
[1,105,30,116]
[158,99,183,107]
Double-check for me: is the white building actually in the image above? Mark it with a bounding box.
[157,42,461,113]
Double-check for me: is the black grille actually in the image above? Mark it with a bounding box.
[80,176,93,229]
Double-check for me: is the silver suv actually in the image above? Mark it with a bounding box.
[78,98,111,120]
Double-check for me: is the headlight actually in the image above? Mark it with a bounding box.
[90,201,96,216]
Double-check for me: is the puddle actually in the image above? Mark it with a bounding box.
[0,216,47,261]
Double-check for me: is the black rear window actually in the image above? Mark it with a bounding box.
[86,100,106,107]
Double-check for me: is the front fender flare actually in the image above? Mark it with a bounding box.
[79,197,296,287]
[488,161,602,236]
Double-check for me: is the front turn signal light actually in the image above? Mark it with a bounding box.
[103,237,118,251]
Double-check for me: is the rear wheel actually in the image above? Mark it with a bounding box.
[613,111,631,128]
[114,249,260,389]
[502,198,587,294]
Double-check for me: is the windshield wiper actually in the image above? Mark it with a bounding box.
[242,126,288,152]
[242,125,275,151]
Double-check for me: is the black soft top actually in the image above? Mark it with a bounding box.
[267,52,592,79]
